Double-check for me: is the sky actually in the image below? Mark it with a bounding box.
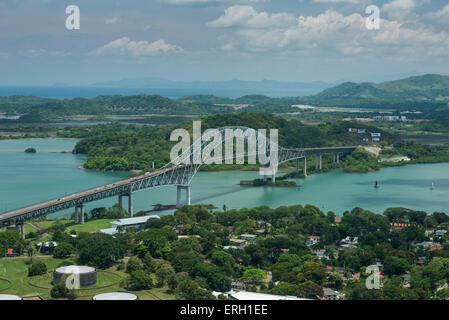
[0,0,449,86]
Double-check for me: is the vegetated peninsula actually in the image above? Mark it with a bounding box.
[64,113,449,173]
[240,179,298,187]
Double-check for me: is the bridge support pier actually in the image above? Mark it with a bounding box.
[74,206,79,224]
[337,154,340,164]
[315,156,319,170]
[176,185,191,207]
[80,204,84,224]
[16,223,25,238]
[128,192,133,217]
[319,155,322,170]
[296,158,299,173]
[304,157,307,177]
[186,186,191,206]
[118,195,123,208]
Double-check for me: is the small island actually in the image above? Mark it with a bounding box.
[240,178,298,187]
[24,147,37,153]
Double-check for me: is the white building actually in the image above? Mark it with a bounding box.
[230,291,311,300]
[111,215,160,230]
[99,215,160,235]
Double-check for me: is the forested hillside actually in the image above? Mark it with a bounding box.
[68,113,397,171]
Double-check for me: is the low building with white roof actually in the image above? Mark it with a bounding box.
[229,291,312,300]
[99,215,160,235]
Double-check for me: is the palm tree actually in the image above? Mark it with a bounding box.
[26,242,36,263]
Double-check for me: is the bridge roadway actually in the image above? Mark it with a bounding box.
[0,146,357,231]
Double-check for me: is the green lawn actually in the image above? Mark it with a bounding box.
[34,220,72,230]
[24,223,38,235]
[66,219,116,233]
[0,257,176,300]
[0,257,65,299]
[34,219,115,234]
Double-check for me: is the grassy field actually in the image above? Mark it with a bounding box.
[0,257,176,300]
[34,219,116,234]
[66,219,116,233]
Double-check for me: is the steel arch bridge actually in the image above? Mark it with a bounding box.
[0,126,357,230]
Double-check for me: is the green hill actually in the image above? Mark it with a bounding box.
[314,74,449,103]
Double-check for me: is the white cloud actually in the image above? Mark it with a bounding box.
[18,49,71,57]
[105,17,119,24]
[206,7,449,59]
[311,0,362,3]
[382,0,416,11]
[433,4,449,20]
[88,37,183,57]
[158,0,265,5]
[207,5,296,28]
[381,0,419,20]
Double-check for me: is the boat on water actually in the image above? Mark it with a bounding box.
[430,182,435,190]
[374,181,380,188]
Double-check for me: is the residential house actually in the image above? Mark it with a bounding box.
[415,241,441,251]
[306,235,321,246]
[230,238,247,246]
[36,241,58,255]
[240,234,257,241]
[312,249,327,260]
[322,288,341,300]
[435,230,447,237]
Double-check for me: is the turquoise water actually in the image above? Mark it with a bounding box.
[1,139,449,218]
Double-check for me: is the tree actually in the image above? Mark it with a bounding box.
[53,243,74,259]
[243,268,267,285]
[122,270,153,290]
[384,256,410,276]
[107,204,128,219]
[297,281,323,299]
[176,278,214,300]
[25,242,35,263]
[28,261,47,276]
[167,273,179,292]
[155,264,176,287]
[50,283,76,299]
[302,261,327,285]
[0,230,25,257]
[126,257,144,274]
[78,233,125,269]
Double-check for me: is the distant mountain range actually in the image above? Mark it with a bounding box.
[1,74,448,112]
[89,78,333,98]
[90,74,449,105]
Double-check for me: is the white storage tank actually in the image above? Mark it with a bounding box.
[0,294,22,300]
[92,292,138,300]
[53,265,97,288]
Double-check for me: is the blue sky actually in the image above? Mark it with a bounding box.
[1,0,449,85]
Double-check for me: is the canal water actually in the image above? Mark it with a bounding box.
[1,138,449,218]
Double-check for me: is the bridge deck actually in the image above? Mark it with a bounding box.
[0,166,172,224]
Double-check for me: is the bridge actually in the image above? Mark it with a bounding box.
[0,126,357,235]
